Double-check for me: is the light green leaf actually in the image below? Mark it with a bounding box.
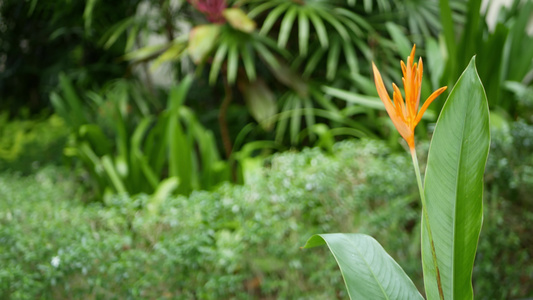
[308,12,328,48]
[342,40,359,74]
[260,2,291,36]
[209,43,228,84]
[248,0,280,19]
[152,40,187,71]
[101,155,127,194]
[298,9,310,55]
[315,10,349,41]
[304,233,424,300]
[78,124,112,156]
[83,0,98,31]
[326,38,341,81]
[147,177,179,215]
[385,22,411,59]
[240,78,277,131]
[241,44,256,81]
[422,57,490,300]
[253,42,279,69]
[227,43,239,84]
[223,8,257,33]
[188,25,220,64]
[122,43,168,62]
[278,6,297,48]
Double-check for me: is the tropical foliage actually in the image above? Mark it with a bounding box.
[0,0,532,298]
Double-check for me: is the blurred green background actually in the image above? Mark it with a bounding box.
[1,0,532,298]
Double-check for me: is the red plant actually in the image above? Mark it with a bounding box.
[189,0,227,24]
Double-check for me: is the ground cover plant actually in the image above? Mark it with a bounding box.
[1,135,532,299]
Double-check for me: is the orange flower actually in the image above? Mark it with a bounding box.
[372,45,447,150]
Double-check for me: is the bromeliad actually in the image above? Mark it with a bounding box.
[372,45,447,150]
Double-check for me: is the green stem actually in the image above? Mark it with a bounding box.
[410,148,444,300]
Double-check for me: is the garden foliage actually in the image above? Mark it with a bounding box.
[1,137,532,298]
[1,0,533,298]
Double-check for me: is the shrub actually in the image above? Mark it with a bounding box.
[0,114,68,174]
[0,139,421,299]
[1,137,531,298]
[474,119,533,299]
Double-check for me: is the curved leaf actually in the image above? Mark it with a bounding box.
[422,57,490,300]
[304,233,424,300]
[278,6,297,48]
[223,8,256,33]
[189,25,220,64]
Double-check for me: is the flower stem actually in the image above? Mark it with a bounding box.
[410,147,444,300]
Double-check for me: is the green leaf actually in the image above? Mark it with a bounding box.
[83,0,98,31]
[439,0,457,83]
[248,1,279,19]
[315,10,349,41]
[426,37,445,90]
[79,124,112,156]
[130,117,156,190]
[302,47,326,78]
[101,155,127,194]
[241,44,257,81]
[167,77,194,194]
[326,37,341,81]
[385,22,411,59]
[505,0,533,82]
[122,43,168,62]
[303,233,424,300]
[152,38,187,70]
[278,6,297,48]
[289,95,301,145]
[223,8,256,33]
[240,78,277,131]
[342,40,359,74]
[456,0,482,71]
[260,2,291,36]
[422,57,490,300]
[308,12,328,48]
[297,9,310,56]
[100,17,135,49]
[227,43,239,84]
[188,25,221,64]
[253,42,280,69]
[209,43,228,84]
[58,73,86,127]
[147,177,179,215]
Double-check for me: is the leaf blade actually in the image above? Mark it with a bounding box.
[304,233,424,300]
[422,57,490,300]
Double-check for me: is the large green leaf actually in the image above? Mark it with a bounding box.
[304,233,423,300]
[422,57,490,300]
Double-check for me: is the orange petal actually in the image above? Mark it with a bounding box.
[392,83,407,118]
[414,86,448,125]
[407,45,416,70]
[407,63,418,117]
[372,62,396,116]
[373,62,411,145]
[415,58,423,110]
[391,117,413,149]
